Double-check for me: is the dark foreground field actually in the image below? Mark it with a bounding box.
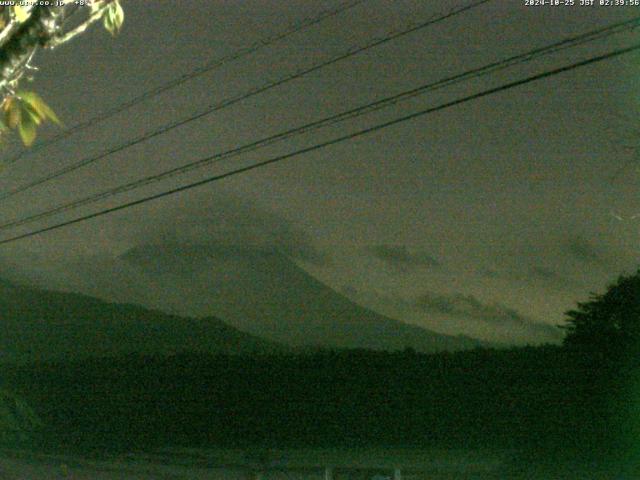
[0,445,634,479]
[1,346,638,477]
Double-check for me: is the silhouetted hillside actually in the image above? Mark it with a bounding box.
[0,279,282,363]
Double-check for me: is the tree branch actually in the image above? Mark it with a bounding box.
[0,7,67,93]
[47,4,110,49]
[0,6,36,49]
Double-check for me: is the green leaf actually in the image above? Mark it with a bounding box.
[17,113,36,146]
[22,103,43,126]
[103,0,124,36]
[103,14,115,35]
[17,90,61,126]
[12,5,30,23]
[90,0,106,14]
[3,98,21,129]
[1,92,61,146]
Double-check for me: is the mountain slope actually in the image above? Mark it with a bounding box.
[0,279,282,363]
[113,243,481,352]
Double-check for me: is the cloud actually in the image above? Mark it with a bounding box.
[121,193,329,265]
[0,193,335,312]
[565,236,603,264]
[479,268,501,279]
[476,259,576,290]
[338,285,562,344]
[527,265,576,289]
[529,266,559,281]
[414,291,561,342]
[365,245,440,271]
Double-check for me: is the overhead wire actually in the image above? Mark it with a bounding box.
[0,0,492,201]
[0,17,636,232]
[2,0,369,165]
[0,42,637,245]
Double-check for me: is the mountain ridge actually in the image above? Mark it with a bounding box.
[115,243,483,352]
[0,242,486,359]
[0,279,283,363]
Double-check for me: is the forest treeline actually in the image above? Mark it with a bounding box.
[0,344,634,463]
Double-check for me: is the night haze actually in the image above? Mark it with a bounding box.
[0,0,637,345]
[0,0,638,478]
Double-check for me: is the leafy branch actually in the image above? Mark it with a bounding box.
[0,0,124,146]
[1,90,60,146]
[0,1,124,147]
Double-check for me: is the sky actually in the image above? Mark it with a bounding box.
[0,0,638,344]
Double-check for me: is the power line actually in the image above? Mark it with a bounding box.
[0,42,637,246]
[3,0,368,165]
[0,0,492,201]
[0,18,636,232]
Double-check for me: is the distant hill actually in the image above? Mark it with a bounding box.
[111,243,482,352]
[0,279,282,363]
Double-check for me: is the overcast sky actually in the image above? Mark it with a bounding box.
[0,0,638,343]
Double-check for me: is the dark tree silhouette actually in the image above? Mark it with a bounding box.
[562,269,640,361]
